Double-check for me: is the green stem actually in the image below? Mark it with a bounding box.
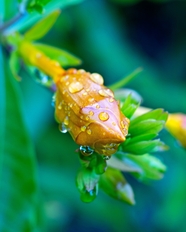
[108,67,143,91]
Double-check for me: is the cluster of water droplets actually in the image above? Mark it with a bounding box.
[79,145,94,156]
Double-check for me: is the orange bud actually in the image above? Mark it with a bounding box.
[55,69,129,156]
[166,113,186,148]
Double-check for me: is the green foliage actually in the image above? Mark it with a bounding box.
[27,0,52,13]
[121,93,140,119]
[9,50,21,81]
[34,43,82,67]
[115,152,166,181]
[76,168,99,203]
[24,10,60,40]
[0,56,41,230]
[100,167,135,205]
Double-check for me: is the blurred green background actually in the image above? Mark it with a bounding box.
[1,0,186,231]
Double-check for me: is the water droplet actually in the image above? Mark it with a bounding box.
[77,69,86,74]
[81,126,86,132]
[87,129,92,135]
[99,112,109,121]
[96,104,100,109]
[34,69,51,85]
[36,53,42,58]
[59,123,68,133]
[61,75,69,82]
[68,82,83,93]
[88,98,94,103]
[79,146,94,156]
[89,111,94,116]
[85,116,90,121]
[90,73,104,85]
[109,98,114,103]
[51,93,56,107]
[83,91,88,96]
[103,155,110,160]
[98,89,114,98]
[64,116,69,125]
[58,103,62,110]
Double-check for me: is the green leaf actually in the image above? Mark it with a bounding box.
[107,156,141,173]
[24,10,61,40]
[26,0,52,13]
[9,51,21,81]
[129,119,165,136]
[100,167,135,205]
[4,0,84,35]
[121,94,140,118]
[122,139,167,154]
[0,55,41,230]
[34,43,82,67]
[76,168,99,203]
[115,152,167,181]
[130,108,168,127]
[109,67,143,90]
[124,133,158,146]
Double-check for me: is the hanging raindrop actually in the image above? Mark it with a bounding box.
[103,155,111,160]
[59,123,68,133]
[80,146,94,156]
[34,69,54,87]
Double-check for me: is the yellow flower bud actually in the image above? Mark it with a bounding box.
[55,69,130,156]
[166,113,186,148]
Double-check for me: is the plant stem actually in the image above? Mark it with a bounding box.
[108,67,143,91]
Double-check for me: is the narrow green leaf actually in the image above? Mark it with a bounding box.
[0,57,41,230]
[109,67,143,90]
[131,109,168,127]
[100,167,135,205]
[107,156,142,173]
[124,133,158,146]
[129,119,165,136]
[9,51,21,81]
[120,93,140,118]
[24,10,61,40]
[34,43,82,67]
[115,152,166,181]
[122,139,167,154]
[76,168,99,203]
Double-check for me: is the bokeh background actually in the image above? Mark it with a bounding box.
[3,0,186,231]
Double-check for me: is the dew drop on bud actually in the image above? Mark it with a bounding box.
[98,89,114,98]
[99,112,109,121]
[59,123,68,133]
[80,146,94,156]
[68,81,83,93]
[90,73,104,85]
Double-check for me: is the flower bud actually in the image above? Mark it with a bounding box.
[55,69,129,156]
[166,113,186,148]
